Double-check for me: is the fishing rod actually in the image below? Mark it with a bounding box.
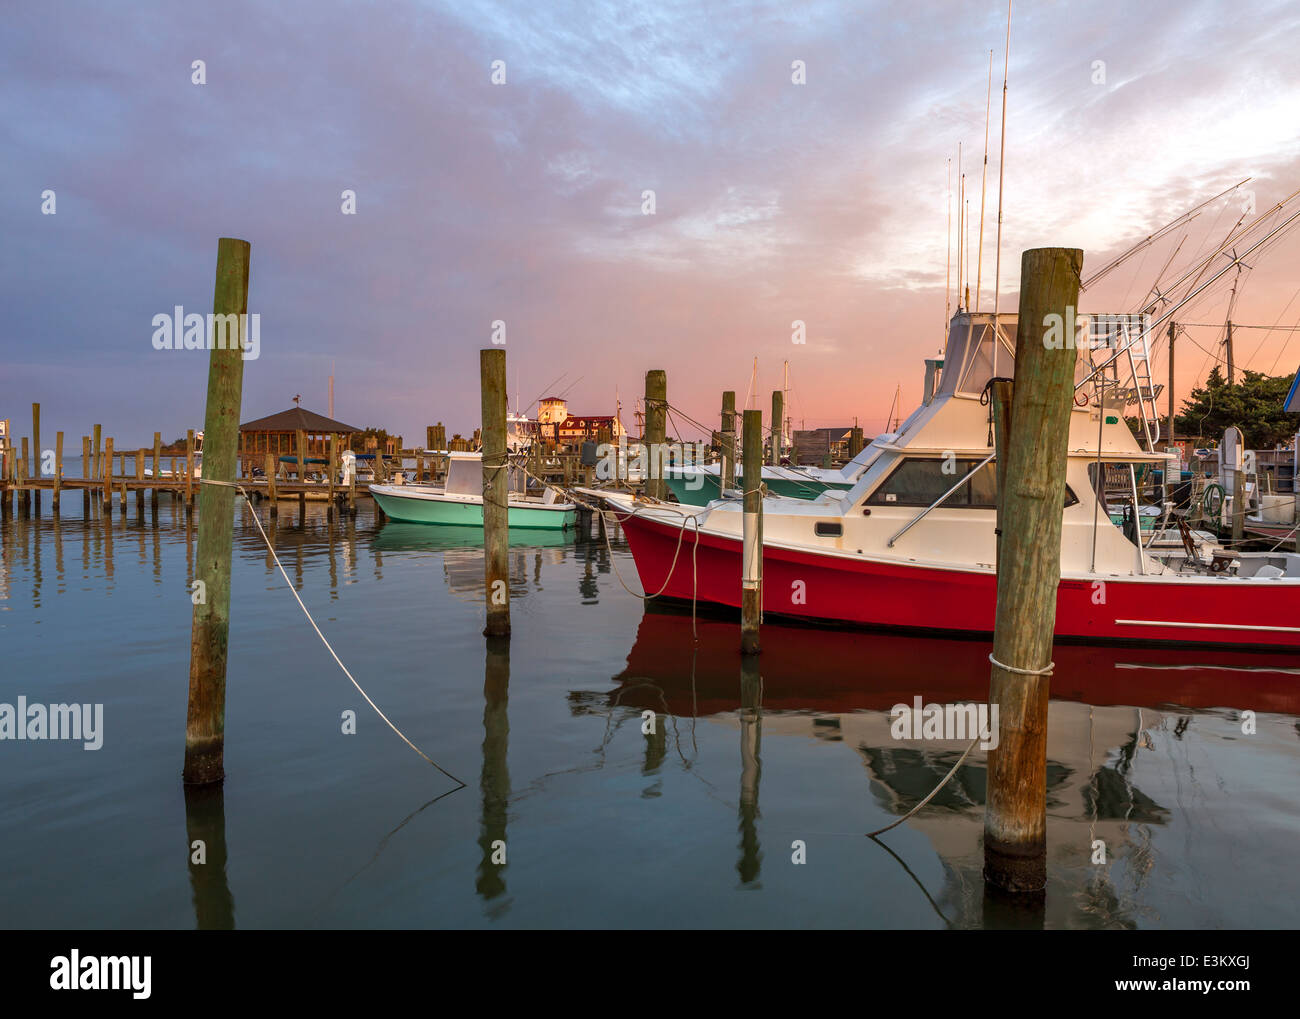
[1081,178,1248,292]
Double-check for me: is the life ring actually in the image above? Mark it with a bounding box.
[1074,392,1090,408]
[1201,482,1225,519]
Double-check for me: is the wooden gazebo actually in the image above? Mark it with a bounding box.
[238,405,362,476]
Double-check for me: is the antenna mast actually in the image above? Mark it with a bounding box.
[976,48,992,312]
[946,157,953,336]
[957,143,964,312]
[992,0,1012,377]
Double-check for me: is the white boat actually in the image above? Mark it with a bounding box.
[370,451,577,529]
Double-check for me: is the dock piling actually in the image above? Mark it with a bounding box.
[645,370,667,501]
[183,237,251,786]
[770,391,783,464]
[481,348,510,638]
[102,437,113,514]
[741,408,763,655]
[32,402,40,513]
[984,246,1083,896]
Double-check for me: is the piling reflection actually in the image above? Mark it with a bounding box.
[183,783,236,930]
[737,655,763,887]
[477,635,512,911]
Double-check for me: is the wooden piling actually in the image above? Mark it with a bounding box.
[984,247,1083,896]
[645,370,667,501]
[1231,468,1245,544]
[717,389,738,493]
[32,402,40,513]
[136,449,146,515]
[481,348,510,638]
[152,431,162,512]
[102,437,113,514]
[296,428,307,515]
[185,429,195,512]
[82,436,90,480]
[265,452,277,516]
[770,391,784,464]
[328,433,337,517]
[741,408,763,655]
[92,424,101,483]
[990,379,1014,573]
[184,237,251,786]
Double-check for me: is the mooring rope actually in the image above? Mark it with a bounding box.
[865,736,980,838]
[199,478,466,788]
[988,652,1055,676]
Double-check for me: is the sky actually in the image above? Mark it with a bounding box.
[3,0,1300,450]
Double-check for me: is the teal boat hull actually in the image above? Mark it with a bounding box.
[369,486,576,530]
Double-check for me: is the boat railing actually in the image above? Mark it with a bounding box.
[886,452,997,548]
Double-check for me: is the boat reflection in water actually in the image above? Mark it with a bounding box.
[600,604,1300,926]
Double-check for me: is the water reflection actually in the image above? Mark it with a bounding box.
[600,604,1300,927]
[477,636,511,913]
[737,655,762,887]
[183,783,236,930]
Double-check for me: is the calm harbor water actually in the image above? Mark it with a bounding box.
[1,494,1298,929]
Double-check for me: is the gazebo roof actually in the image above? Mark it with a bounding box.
[239,407,362,433]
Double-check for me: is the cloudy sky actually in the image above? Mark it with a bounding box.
[4,0,1300,448]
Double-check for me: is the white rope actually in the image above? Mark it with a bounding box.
[988,652,1055,676]
[867,736,980,838]
[199,478,465,787]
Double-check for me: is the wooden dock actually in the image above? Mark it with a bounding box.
[1,407,641,520]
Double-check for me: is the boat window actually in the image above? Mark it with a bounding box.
[814,521,842,537]
[866,458,1077,508]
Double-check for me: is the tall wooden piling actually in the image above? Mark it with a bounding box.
[184,237,251,786]
[481,349,510,637]
[92,424,101,483]
[770,391,784,464]
[102,437,113,514]
[32,402,40,513]
[645,370,667,501]
[265,452,277,517]
[152,432,162,512]
[1231,468,1245,544]
[984,247,1083,895]
[184,429,195,512]
[296,428,307,515]
[741,408,763,655]
[52,431,63,514]
[990,379,1014,572]
[721,392,737,493]
[82,436,90,480]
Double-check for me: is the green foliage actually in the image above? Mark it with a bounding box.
[1174,366,1298,448]
[354,426,391,450]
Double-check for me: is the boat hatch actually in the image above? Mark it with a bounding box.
[814,522,843,537]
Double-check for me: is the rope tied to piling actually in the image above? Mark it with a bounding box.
[988,652,1054,676]
[198,478,466,789]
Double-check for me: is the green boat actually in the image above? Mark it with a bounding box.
[368,452,577,530]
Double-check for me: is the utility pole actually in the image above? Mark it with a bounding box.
[1225,320,1235,385]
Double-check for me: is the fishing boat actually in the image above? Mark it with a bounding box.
[602,311,1300,649]
[370,451,577,529]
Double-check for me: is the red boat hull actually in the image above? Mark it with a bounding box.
[618,513,1300,650]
